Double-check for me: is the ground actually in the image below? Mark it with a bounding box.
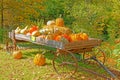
[0,45,120,80]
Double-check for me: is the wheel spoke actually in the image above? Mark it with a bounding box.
[83,47,106,65]
[53,49,78,77]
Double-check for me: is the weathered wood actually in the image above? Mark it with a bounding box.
[9,32,102,53]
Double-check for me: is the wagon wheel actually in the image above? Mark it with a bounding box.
[83,47,106,65]
[5,38,18,54]
[53,49,78,78]
[5,31,19,54]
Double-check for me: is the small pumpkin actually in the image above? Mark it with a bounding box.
[33,54,46,66]
[56,18,64,27]
[47,20,55,26]
[79,33,89,40]
[29,26,38,34]
[13,51,22,59]
[70,34,82,42]
[54,34,71,43]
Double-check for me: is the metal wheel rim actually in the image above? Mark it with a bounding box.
[52,49,78,78]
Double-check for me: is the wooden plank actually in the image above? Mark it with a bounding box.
[36,37,64,49]
[65,39,101,47]
[15,34,31,41]
[64,39,101,50]
[67,48,93,53]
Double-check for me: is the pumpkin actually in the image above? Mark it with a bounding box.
[40,26,71,35]
[79,33,89,40]
[54,34,71,43]
[70,34,82,42]
[13,51,22,59]
[29,26,38,34]
[56,18,64,27]
[47,20,55,26]
[33,54,46,66]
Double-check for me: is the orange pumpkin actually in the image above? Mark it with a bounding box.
[70,34,82,42]
[79,33,89,40]
[54,35,61,41]
[54,34,71,42]
[29,26,38,34]
[13,51,22,59]
[33,54,46,66]
[56,18,64,27]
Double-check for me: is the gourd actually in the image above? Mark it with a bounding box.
[47,20,55,26]
[56,18,64,27]
[39,26,71,35]
[31,31,40,37]
[13,51,22,59]
[54,34,71,44]
[79,33,89,40]
[70,33,89,42]
[20,26,28,34]
[33,54,46,66]
[29,26,38,34]
[15,27,21,34]
[45,34,55,40]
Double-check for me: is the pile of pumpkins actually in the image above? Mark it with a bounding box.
[15,18,89,43]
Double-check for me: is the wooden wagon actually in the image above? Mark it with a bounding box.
[7,30,116,79]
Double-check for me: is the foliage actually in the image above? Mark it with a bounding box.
[0,0,44,27]
[0,27,9,43]
[40,0,75,27]
[112,43,120,68]
[101,41,120,69]
[68,0,120,41]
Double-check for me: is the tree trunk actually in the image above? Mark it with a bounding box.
[1,0,3,28]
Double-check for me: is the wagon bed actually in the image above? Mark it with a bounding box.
[9,31,101,50]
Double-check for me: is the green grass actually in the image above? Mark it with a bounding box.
[0,44,116,80]
[0,50,55,80]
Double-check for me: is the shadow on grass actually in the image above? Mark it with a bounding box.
[21,56,28,59]
[18,42,56,61]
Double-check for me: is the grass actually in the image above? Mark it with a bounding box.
[0,43,116,80]
[0,50,55,80]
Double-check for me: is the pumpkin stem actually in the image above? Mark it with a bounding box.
[59,14,62,18]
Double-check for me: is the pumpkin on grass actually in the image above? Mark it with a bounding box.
[33,54,46,66]
[13,51,22,59]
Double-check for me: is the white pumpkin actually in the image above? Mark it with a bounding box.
[47,20,55,26]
